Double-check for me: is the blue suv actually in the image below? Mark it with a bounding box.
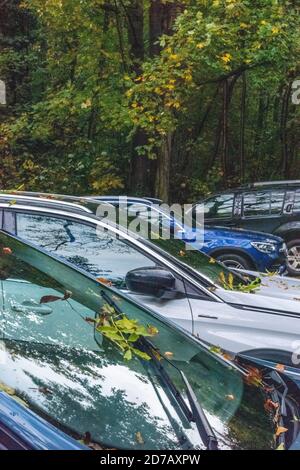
[91,196,287,273]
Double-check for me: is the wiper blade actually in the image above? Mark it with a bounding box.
[180,371,218,450]
[99,290,218,450]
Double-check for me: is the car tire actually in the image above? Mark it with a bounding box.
[286,239,300,276]
[215,253,252,270]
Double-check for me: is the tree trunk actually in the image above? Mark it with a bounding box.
[155,133,172,202]
[240,72,247,183]
[221,79,229,183]
[125,1,152,194]
[280,80,292,177]
[150,1,183,200]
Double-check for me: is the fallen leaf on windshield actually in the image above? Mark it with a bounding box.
[147,325,159,336]
[40,291,72,304]
[264,399,279,412]
[2,247,12,255]
[209,345,222,354]
[164,351,174,358]
[244,366,263,387]
[222,352,235,361]
[225,394,235,401]
[135,432,145,445]
[276,443,285,450]
[275,426,288,437]
[275,363,285,372]
[40,295,62,303]
[96,277,113,286]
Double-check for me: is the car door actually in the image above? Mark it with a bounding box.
[239,190,286,233]
[9,211,195,334]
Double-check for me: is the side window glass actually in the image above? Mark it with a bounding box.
[270,191,285,214]
[293,191,300,212]
[16,213,156,288]
[204,194,234,219]
[243,192,271,217]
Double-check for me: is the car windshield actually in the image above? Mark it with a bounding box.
[0,231,273,449]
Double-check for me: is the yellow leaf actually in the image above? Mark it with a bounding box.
[276,443,285,450]
[164,351,174,358]
[220,53,232,64]
[225,394,235,401]
[135,432,145,445]
[275,426,288,437]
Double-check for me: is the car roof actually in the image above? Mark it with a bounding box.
[0,192,164,214]
[0,191,100,215]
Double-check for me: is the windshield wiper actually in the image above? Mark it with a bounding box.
[180,371,218,450]
[99,290,218,450]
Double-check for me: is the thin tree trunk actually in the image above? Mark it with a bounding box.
[221,79,229,183]
[240,72,247,183]
[155,133,172,202]
[280,80,292,177]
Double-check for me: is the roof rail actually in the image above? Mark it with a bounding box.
[0,192,93,213]
[240,180,300,189]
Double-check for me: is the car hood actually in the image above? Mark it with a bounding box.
[218,274,300,312]
[185,225,283,243]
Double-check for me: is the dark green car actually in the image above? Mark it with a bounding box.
[191,181,300,275]
[0,231,299,450]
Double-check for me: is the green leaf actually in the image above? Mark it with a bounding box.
[124,349,132,361]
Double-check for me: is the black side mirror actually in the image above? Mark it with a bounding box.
[125,267,177,299]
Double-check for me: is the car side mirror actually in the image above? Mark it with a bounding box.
[125,267,177,299]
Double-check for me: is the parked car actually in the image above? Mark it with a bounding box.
[189,180,300,276]
[91,196,287,273]
[2,230,298,450]
[1,192,300,376]
[0,392,88,450]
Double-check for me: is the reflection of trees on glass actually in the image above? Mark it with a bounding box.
[226,386,274,450]
[1,340,186,450]
[204,195,234,219]
[17,214,155,283]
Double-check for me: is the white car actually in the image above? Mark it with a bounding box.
[1,192,300,376]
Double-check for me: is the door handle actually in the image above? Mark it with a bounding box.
[198,314,218,320]
[11,301,53,316]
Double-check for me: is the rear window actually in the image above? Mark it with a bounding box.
[243,191,284,217]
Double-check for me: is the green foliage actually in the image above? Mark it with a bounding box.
[218,271,261,293]
[95,302,159,361]
[0,1,299,199]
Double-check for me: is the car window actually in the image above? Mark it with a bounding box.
[243,191,284,217]
[270,191,285,214]
[243,191,271,217]
[16,213,156,288]
[204,194,234,219]
[293,190,300,212]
